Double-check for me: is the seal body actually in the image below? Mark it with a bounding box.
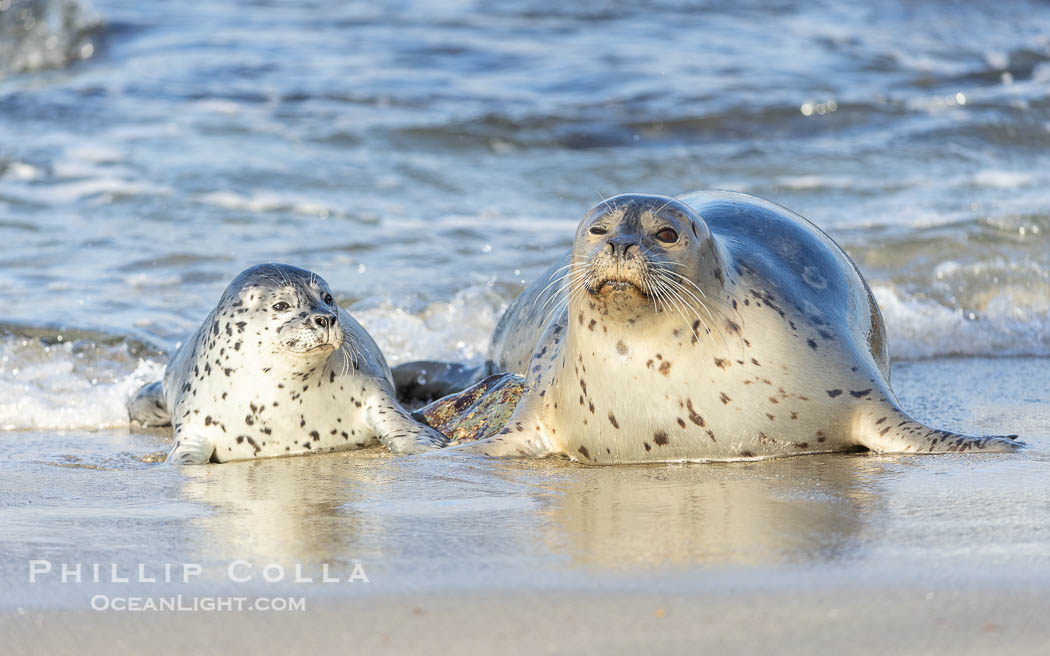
[128,264,447,464]
[448,191,1020,462]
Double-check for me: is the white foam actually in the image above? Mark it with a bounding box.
[195,190,336,218]
[64,144,125,164]
[123,272,182,288]
[873,285,1050,360]
[969,170,1036,189]
[42,177,172,203]
[3,162,42,180]
[354,285,506,366]
[191,99,242,116]
[0,336,164,432]
[984,50,1009,70]
[776,175,857,191]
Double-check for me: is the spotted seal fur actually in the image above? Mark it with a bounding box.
[434,191,1021,462]
[128,263,447,464]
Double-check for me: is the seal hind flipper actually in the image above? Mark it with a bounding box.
[853,407,1024,454]
[166,434,215,465]
[445,384,555,458]
[365,401,449,454]
[413,373,526,443]
[392,360,497,405]
[127,381,171,427]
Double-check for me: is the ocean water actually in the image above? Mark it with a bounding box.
[2,2,1050,635]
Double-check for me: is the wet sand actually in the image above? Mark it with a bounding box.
[2,356,1049,653]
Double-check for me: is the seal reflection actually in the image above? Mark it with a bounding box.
[173,449,889,576]
[531,454,885,569]
[176,451,391,565]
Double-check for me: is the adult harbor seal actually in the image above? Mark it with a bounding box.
[425,191,1021,462]
[128,263,447,464]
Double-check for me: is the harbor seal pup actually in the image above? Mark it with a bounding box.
[427,191,1021,462]
[128,263,447,464]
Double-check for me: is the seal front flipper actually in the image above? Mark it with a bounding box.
[166,433,215,465]
[365,400,449,454]
[127,380,171,427]
[853,403,1023,454]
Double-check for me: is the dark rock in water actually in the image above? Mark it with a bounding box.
[413,373,525,443]
[392,359,497,407]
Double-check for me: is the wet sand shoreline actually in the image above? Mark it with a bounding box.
[2,356,1048,653]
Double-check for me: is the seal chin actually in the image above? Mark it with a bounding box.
[589,277,647,298]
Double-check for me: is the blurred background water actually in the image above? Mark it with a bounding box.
[1,0,1049,431]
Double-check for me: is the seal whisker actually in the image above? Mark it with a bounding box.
[655,270,716,325]
[654,279,702,344]
[261,274,285,289]
[653,197,676,216]
[651,275,703,343]
[339,341,353,376]
[657,268,743,343]
[643,268,668,315]
[538,268,587,316]
[653,270,735,355]
[274,265,292,287]
[532,263,589,313]
[643,271,660,314]
[540,297,570,332]
[542,273,589,327]
[661,265,708,298]
[595,190,615,215]
[550,270,591,320]
[660,266,748,338]
[654,273,712,326]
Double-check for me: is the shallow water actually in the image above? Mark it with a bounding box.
[2,357,1048,612]
[1,0,1050,631]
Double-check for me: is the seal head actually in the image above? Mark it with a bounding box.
[571,194,724,327]
[226,264,343,359]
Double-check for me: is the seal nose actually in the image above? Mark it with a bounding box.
[313,313,337,329]
[606,237,638,258]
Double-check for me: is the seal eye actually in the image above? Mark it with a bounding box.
[272,302,291,312]
[589,226,608,235]
[655,228,679,243]
[324,293,333,305]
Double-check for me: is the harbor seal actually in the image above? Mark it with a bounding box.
[426,191,1021,462]
[128,263,447,464]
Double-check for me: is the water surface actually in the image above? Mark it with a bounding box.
[0,0,1048,625]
